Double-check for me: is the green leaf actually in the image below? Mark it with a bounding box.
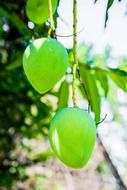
[0,7,29,33]
[105,0,114,27]
[108,68,127,92]
[32,150,52,161]
[96,69,109,97]
[6,53,22,70]
[79,66,101,123]
[57,80,69,110]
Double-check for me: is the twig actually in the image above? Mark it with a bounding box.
[97,134,127,190]
[56,27,85,38]
[96,114,107,125]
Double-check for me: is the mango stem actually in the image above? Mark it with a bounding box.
[72,0,78,107]
[48,0,55,37]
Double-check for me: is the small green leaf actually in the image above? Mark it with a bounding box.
[109,68,127,92]
[32,150,52,161]
[105,0,114,27]
[6,53,22,70]
[79,66,101,123]
[57,80,69,110]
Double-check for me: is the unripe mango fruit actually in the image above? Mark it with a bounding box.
[26,0,58,24]
[49,107,96,168]
[23,38,68,94]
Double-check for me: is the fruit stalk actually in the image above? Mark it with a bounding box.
[48,0,55,36]
[72,0,78,107]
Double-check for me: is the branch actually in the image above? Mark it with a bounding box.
[97,134,127,190]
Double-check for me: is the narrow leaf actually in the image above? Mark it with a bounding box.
[108,68,127,92]
[57,80,69,110]
[6,54,22,70]
[96,69,109,97]
[79,66,101,123]
[0,7,29,32]
[105,0,114,27]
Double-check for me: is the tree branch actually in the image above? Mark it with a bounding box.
[97,134,127,190]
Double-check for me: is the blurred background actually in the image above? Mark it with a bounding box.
[0,0,127,189]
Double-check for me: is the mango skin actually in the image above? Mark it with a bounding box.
[26,0,58,24]
[23,38,68,94]
[49,107,96,168]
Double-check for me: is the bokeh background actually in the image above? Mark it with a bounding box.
[0,0,127,189]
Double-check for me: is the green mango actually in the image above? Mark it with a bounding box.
[49,107,96,168]
[23,38,68,94]
[26,0,58,24]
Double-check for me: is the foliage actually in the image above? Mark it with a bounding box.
[95,0,125,27]
[0,0,127,188]
[0,0,56,188]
